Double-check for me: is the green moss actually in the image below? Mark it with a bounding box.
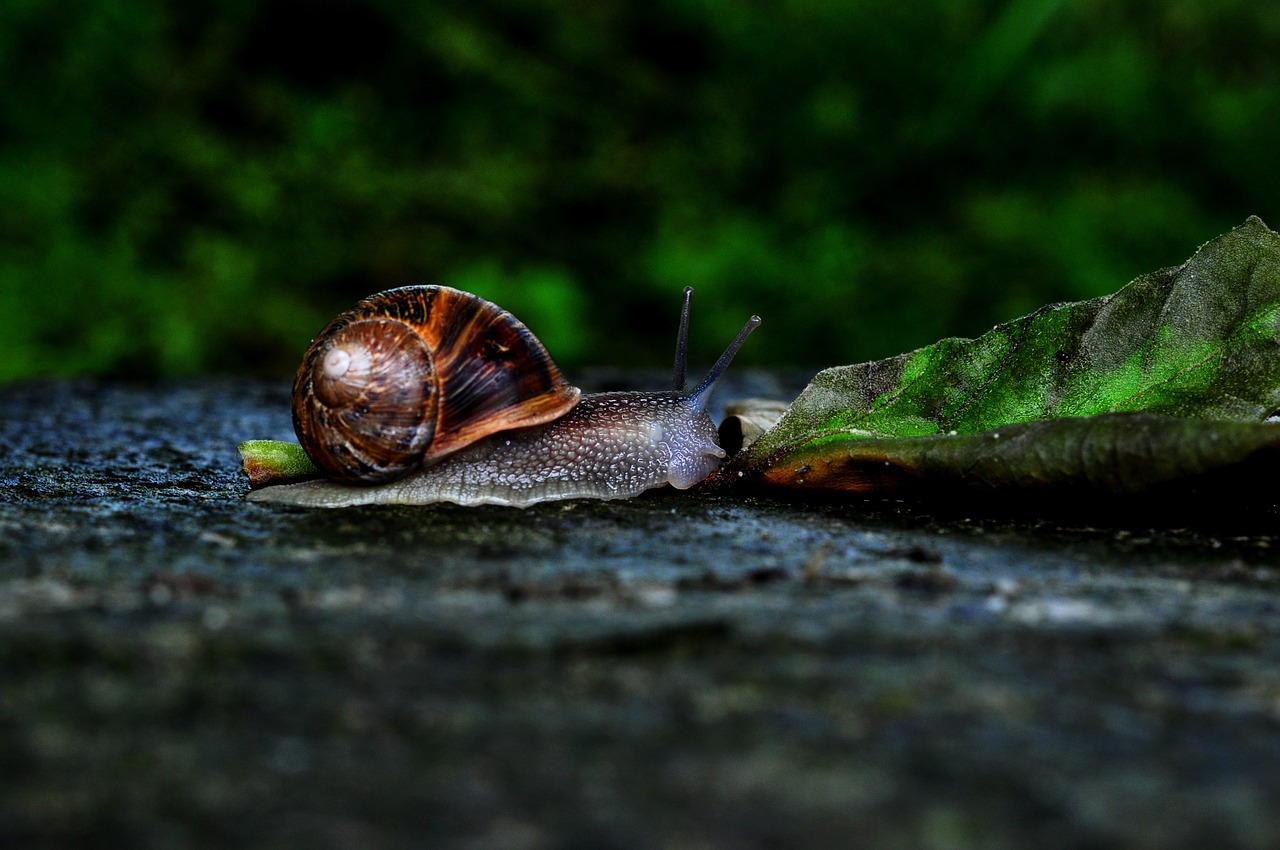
[3,1,1278,378]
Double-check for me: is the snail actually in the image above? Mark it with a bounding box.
[248,285,760,507]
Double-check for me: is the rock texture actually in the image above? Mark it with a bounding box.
[2,378,1279,849]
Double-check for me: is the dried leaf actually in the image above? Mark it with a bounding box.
[718,398,791,454]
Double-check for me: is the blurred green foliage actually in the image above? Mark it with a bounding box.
[2,0,1278,380]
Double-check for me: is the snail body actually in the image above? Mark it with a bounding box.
[250,285,759,508]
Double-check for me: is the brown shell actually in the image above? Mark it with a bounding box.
[292,286,581,484]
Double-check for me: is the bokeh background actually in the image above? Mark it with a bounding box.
[3,0,1278,382]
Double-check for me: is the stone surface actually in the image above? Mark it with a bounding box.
[2,377,1280,849]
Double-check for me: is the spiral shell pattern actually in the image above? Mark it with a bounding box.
[292,286,581,484]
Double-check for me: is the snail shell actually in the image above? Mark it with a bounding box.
[292,286,581,483]
[252,286,760,507]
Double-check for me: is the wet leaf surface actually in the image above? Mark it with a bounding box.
[725,217,1280,496]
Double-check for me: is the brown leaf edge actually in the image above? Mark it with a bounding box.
[703,412,1280,497]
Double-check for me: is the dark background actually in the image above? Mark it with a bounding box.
[3,0,1277,381]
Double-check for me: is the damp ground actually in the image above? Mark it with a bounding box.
[2,378,1279,849]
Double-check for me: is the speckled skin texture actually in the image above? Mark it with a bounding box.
[250,392,726,507]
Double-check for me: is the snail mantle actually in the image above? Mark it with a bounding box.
[241,285,760,508]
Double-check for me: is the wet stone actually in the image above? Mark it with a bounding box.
[1,377,1279,849]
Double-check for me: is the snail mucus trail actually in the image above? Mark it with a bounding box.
[249,286,760,508]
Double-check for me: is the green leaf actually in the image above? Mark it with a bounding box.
[238,440,321,489]
[721,216,1280,494]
